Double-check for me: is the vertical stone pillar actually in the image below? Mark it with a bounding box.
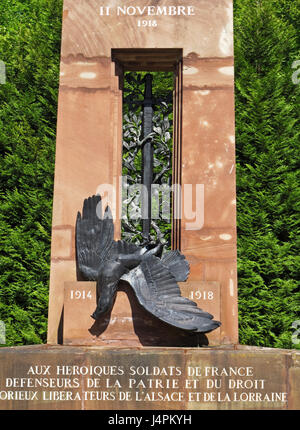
[47,0,238,346]
[47,13,123,343]
[181,53,237,344]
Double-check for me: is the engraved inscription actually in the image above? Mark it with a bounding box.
[99,5,196,26]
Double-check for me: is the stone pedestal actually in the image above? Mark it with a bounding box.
[0,345,299,410]
[63,281,220,347]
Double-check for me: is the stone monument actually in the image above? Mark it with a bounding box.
[0,0,299,411]
[48,0,238,348]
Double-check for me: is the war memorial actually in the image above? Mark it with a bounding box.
[0,0,299,411]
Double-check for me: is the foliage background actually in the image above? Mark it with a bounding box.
[122,71,174,248]
[0,0,299,348]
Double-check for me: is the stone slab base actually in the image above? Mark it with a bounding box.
[0,344,299,410]
[63,281,221,347]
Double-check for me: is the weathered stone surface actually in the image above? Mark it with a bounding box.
[186,349,289,409]
[63,282,213,347]
[61,0,234,58]
[51,227,74,260]
[204,259,238,344]
[179,281,221,344]
[183,57,234,89]
[0,345,85,410]
[0,345,299,410]
[288,352,300,410]
[82,348,186,410]
[48,260,77,344]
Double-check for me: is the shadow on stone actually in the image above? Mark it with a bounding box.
[57,306,64,345]
[88,281,208,347]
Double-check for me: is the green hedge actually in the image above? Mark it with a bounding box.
[234,0,300,348]
[0,0,63,344]
[0,0,299,348]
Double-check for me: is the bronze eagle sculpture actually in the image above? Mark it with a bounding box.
[76,195,220,334]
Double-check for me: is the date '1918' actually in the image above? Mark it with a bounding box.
[137,20,157,27]
[190,291,214,301]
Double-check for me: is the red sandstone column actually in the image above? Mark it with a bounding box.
[47,0,238,346]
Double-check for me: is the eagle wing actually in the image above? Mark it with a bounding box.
[125,255,221,333]
[108,239,141,260]
[161,249,190,282]
[76,195,115,280]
